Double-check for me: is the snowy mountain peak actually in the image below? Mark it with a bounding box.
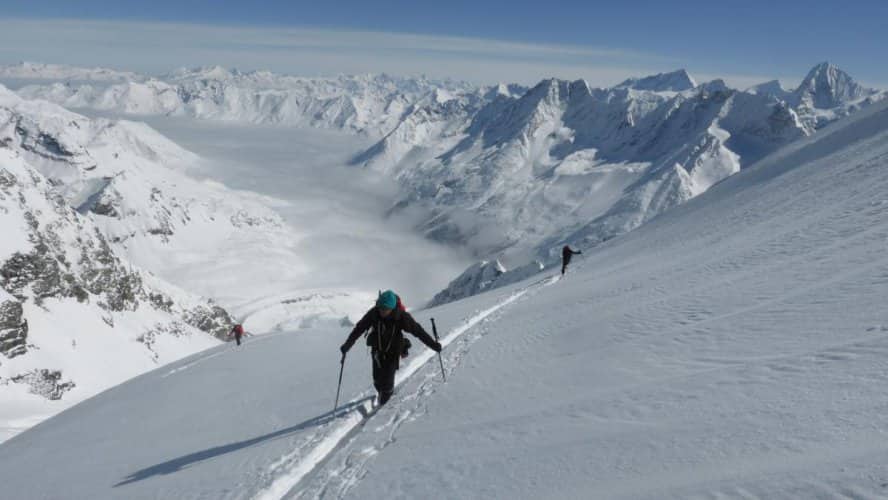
[698,79,731,94]
[748,79,790,98]
[617,69,697,92]
[805,61,841,78]
[166,65,240,81]
[485,83,529,100]
[795,61,870,109]
[524,78,592,107]
[530,78,568,98]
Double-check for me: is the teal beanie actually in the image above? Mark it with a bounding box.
[377,290,397,310]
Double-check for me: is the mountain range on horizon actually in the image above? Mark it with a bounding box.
[1,60,884,304]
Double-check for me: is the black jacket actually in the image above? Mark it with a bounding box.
[562,246,581,260]
[343,307,438,361]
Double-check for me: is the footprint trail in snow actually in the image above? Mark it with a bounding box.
[251,274,560,499]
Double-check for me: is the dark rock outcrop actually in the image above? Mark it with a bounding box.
[10,369,75,400]
[0,300,28,358]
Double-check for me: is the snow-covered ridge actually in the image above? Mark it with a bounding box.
[2,63,479,136]
[426,259,543,308]
[616,68,697,92]
[746,79,791,99]
[0,62,143,82]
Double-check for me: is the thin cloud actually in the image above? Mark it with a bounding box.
[0,17,775,88]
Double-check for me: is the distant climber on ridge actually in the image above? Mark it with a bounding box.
[562,245,582,275]
[340,290,441,406]
[229,324,245,346]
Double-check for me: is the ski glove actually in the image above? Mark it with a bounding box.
[340,343,349,355]
[431,341,442,352]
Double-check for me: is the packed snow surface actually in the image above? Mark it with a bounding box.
[1,92,887,499]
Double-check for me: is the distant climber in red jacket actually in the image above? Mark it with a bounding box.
[229,324,245,346]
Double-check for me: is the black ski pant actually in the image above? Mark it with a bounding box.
[562,254,572,275]
[372,352,399,404]
[235,333,242,346]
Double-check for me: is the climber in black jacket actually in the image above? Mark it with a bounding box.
[340,290,441,405]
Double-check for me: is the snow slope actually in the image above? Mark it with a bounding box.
[1,84,887,499]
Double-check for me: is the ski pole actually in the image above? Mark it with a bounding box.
[334,352,346,413]
[430,318,446,382]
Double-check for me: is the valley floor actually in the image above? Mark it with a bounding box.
[129,115,474,311]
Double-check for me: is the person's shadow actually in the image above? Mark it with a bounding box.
[114,396,373,488]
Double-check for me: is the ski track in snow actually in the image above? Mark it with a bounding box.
[161,332,286,378]
[249,274,560,500]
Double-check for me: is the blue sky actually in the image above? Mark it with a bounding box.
[1,0,885,87]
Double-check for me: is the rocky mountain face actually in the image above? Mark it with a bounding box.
[0,84,290,430]
[0,143,230,402]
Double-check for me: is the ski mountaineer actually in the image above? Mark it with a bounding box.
[562,245,582,275]
[229,324,245,346]
[340,290,442,406]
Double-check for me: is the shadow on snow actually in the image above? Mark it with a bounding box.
[113,396,374,488]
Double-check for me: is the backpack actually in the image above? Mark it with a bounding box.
[378,290,407,312]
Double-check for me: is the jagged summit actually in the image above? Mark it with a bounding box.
[524,78,590,103]
[747,79,790,98]
[484,83,528,100]
[616,69,697,92]
[166,65,242,81]
[794,61,870,109]
[698,79,730,93]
